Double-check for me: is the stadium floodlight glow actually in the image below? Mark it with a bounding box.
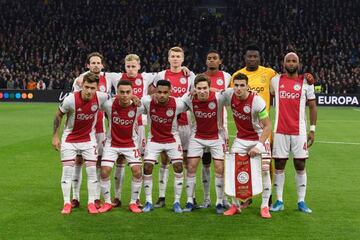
[4,92,9,99]
[0,93,3,99]
[15,93,21,99]
[28,93,34,99]
[22,93,27,99]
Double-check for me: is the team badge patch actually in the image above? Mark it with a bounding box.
[166,109,174,117]
[237,171,249,184]
[135,79,142,86]
[216,78,224,86]
[294,84,301,91]
[243,105,251,114]
[128,110,135,118]
[208,102,216,110]
[99,86,106,92]
[180,77,187,85]
[91,104,98,112]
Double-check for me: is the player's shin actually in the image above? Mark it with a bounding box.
[261,159,271,208]
[274,169,285,202]
[61,162,75,204]
[72,162,82,201]
[85,161,98,204]
[186,174,196,204]
[143,174,153,204]
[114,163,126,199]
[296,170,307,203]
[158,163,169,198]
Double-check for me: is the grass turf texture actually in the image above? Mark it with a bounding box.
[0,103,359,240]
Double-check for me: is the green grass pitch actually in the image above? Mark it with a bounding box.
[0,103,359,240]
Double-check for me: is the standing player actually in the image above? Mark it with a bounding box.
[71,52,119,208]
[141,80,188,213]
[201,50,231,208]
[97,80,144,214]
[221,73,272,218]
[52,72,108,214]
[151,47,195,208]
[182,74,227,214]
[270,52,317,214]
[111,54,156,208]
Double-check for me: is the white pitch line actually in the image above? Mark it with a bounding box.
[353,108,360,112]
[316,140,360,145]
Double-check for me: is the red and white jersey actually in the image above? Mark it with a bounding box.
[270,74,316,135]
[222,89,266,141]
[59,91,108,143]
[154,69,195,126]
[118,72,156,126]
[72,71,119,94]
[101,96,144,148]
[142,95,187,143]
[72,71,119,133]
[182,92,226,140]
[204,70,231,91]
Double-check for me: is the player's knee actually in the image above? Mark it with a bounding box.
[202,152,212,165]
[274,158,287,170]
[172,162,183,173]
[214,161,224,177]
[131,165,142,178]
[143,163,153,175]
[275,169,285,174]
[262,159,271,171]
[85,160,97,167]
[294,158,306,171]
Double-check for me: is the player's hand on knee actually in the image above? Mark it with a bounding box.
[307,131,315,148]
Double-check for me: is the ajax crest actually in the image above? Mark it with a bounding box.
[91,104,98,112]
[180,77,187,85]
[99,86,106,92]
[216,78,224,86]
[166,109,174,117]
[128,110,135,118]
[237,171,249,184]
[208,102,216,110]
[294,84,301,91]
[243,105,251,114]
[135,79,142,86]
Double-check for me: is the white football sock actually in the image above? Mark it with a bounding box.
[159,165,169,198]
[296,170,307,203]
[86,166,97,204]
[186,176,196,204]
[114,164,125,199]
[143,174,153,204]
[274,171,285,202]
[130,177,142,204]
[72,163,82,201]
[100,178,111,204]
[202,166,211,201]
[261,170,271,208]
[174,172,184,204]
[215,176,224,205]
[61,166,74,204]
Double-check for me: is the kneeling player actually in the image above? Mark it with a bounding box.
[97,80,144,214]
[182,74,227,214]
[221,73,272,218]
[142,80,188,213]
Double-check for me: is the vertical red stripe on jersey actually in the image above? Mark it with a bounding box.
[231,92,259,141]
[149,97,177,143]
[120,73,144,125]
[110,96,137,148]
[234,154,253,201]
[192,91,219,140]
[276,74,303,135]
[94,74,108,133]
[66,92,99,143]
[205,71,226,90]
[165,70,189,125]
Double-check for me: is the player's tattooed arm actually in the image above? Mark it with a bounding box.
[52,110,65,151]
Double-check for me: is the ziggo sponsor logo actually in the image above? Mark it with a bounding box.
[280,91,300,99]
[150,114,173,123]
[132,87,143,95]
[77,113,95,120]
[112,116,134,126]
[249,86,264,93]
[232,109,250,120]
[194,110,216,118]
[171,86,187,94]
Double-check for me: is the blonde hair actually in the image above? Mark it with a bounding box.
[168,46,184,56]
[125,54,140,63]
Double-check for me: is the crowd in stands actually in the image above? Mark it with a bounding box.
[0,0,359,94]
